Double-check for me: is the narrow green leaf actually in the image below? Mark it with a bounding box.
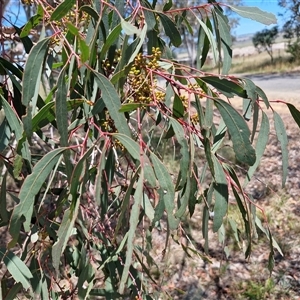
[196,18,211,68]
[56,67,72,180]
[77,260,95,299]
[195,16,218,66]
[158,13,181,47]
[175,177,191,219]
[8,148,65,248]
[244,111,269,186]
[0,172,9,223]
[212,119,226,153]
[0,95,31,163]
[52,208,76,273]
[113,133,157,187]
[100,24,122,60]
[214,8,232,74]
[169,118,189,188]
[79,5,99,21]
[242,77,257,101]
[0,249,33,290]
[56,67,69,147]
[1,96,21,141]
[273,111,288,187]
[20,5,43,38]
[112,133,140,160]
[163,0,172,11]
[243,98,252,121]
[0,117,10,152]
[202,76,247,98]
[287,103,300,129]
[150,152,178,229]
[93,72,131,137]
[202,184,213,254]
[127,23,148,64]
[66,22,79,36]
[256,85,269,108]
[143,6,156,30]
[172,94,185,118]
[228,5,277,25]
[141,193,155,222]
[188,163,198,217]
[119,103,145,113]
[215,99,256,166]
[22,38,50,140]
[50,0,76,21]
[255,216,283,256]
[212,156,228,232]
[119,172,144,294]
[2,282,23,300]
[22,38,50,107]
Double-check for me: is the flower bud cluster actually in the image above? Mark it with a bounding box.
[127,48,165,105]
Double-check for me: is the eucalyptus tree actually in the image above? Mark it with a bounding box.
[0,0,300,299]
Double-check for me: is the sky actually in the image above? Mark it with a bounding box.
[232,0,287,36]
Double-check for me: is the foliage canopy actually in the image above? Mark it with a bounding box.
[0,0,300,299]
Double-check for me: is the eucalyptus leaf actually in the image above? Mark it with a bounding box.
[228,5,277,25]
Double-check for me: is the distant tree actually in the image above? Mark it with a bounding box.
[252,26,279,63]
[278,0,300,61]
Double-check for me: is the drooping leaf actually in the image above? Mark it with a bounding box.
[195,15,218,66]
[273,111,288,187]
[172,93,185,118]
[56,67,73,179]
[0,172,9,224]
[244,111,269,186]
[242,77,257,102]
[213,8,232,74]
[287,103,300,129]
[93,71,131,137]
[256,85,269,108]
[8,148,66,248]
[112,133,140,160]
[119,172,143,294]
[50,0,76,21]
[163,0,172,11]
[22,38,50,107]
[215,99,256,166]
[175,177,191,219]
[0,117,10,152]
[212,156,228,232]
[52,207,77,273]
[0,95,31,163]
[0,249,33,290]
[169,118,189,189]
[142,1,157,31]
[197,19,210,69]
[127,23,148,64]
[22,38,50,141]
[202,184,213,254]
[228,5,277,25]
[100,24,122,60]
[79,37,90,62]
[158,13,182,47]
[202,76,247,98]
[150,152,178,229]
[20,5,43,38]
